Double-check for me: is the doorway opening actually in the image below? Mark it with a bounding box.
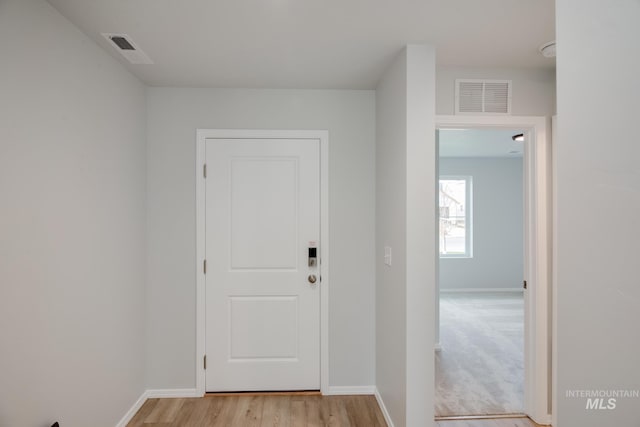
[436,127,526,417]
[434,116,551,425]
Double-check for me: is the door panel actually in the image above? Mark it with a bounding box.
[205,138,320,392]
[230,158,298,270]
[229,296,298,360]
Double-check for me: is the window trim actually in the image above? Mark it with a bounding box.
[439,175,473,258]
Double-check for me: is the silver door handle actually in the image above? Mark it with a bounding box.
[308,275,317,284]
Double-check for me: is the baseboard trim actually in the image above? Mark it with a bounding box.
[115,390,148,427]
[146,388,200,398]
[530,413,553,426]
[435,414,527,421]
[440,288,524,293]
[116,388,201,426]
[325,385,376,395]
[374,387,395,427]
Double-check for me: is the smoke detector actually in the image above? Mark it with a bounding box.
[102,33,153,64]
[539,41,556,58]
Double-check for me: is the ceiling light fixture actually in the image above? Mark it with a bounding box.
[512,133,524,142]
[539,41,556,58]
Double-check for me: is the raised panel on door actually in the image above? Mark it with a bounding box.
[229,158,299,270]
[205,138,320,392]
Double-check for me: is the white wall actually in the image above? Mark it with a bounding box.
[405,45,436,427]
[440,157,523,290]
[437,66,556,116]
[555,1,640,426]
[146,88,376,389]
[0,1,147,426]
[376,45,435,427]
[376,48,408,427]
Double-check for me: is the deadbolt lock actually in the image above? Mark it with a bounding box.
[308,247,317,267]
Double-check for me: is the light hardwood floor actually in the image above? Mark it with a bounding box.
[126,395,546,427]
[126,394,388,427]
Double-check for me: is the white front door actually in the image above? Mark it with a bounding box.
[205,137,320,392]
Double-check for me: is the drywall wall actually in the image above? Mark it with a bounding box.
[439,157,523,290]
[376,48,409,427]
[376,45,435,427]
[146,88,376,389]
[0,1,147,426]
[405,45,436,427]
[555,1,640,426]
[436,66,556,116]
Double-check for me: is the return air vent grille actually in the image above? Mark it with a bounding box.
[110,36,135,50]
[455,79,511,115]
[101,33,153,65]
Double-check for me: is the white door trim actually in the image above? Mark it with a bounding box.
[195,129,330,396]
[436,115,552,425]
[551,115,558,427]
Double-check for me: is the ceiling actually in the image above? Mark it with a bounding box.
[438,128,525,158]
[47,0,555,89]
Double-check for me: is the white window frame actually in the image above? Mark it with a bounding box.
[439,175,473,258]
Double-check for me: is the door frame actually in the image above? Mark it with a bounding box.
[435,115,552,425]
[195,129,330,396]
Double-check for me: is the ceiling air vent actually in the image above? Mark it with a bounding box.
[101,33,153,65]
[455,79,511,115]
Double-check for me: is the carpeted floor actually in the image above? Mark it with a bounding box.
[435,291,524,417]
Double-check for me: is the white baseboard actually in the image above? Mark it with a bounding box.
[374,387,395,427]
[531,413,553,426]
[146,388,200,398]
[440,288,523,293]
[115,388,201,427]
[325,385,376,395]
[115,390,148,427]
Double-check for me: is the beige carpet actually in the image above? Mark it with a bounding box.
[435,291,524,417]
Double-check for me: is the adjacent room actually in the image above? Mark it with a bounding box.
[436,128,525,418]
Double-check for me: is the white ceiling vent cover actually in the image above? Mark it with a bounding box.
[101,33,153,65]
[455,79,511,115]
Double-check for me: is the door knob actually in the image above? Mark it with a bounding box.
[308,274,317,284]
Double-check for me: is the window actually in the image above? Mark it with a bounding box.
[439,176,472,258]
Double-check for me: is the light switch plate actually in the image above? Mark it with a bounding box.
[384,246,392,266]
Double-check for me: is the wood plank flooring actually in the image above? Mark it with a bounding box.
[127,395,547,427]
[127,395,388,427]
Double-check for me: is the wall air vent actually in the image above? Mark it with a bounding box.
[101,33,153,65]
[455,79,511,115]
